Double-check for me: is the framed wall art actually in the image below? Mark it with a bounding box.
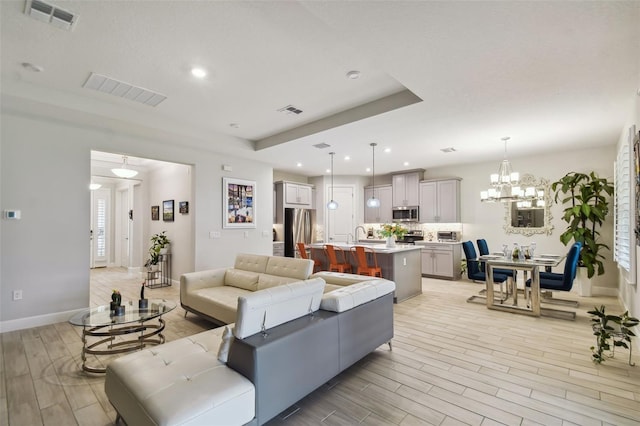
[179,201,189,214]
[223,177,256,228]
[151,205,160,221]
[163,200,174,222]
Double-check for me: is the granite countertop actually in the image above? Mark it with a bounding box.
[414,240,462,246]
[308,242,422,253]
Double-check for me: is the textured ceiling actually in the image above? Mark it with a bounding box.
[2,1,639,176]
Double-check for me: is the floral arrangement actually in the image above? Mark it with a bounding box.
[377,223,408,239]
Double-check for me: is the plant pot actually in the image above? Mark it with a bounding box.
[114,305,125,316]
[160,244,170,255]
[385,236,396,248]
[139,299,148,309]
[149,264,160,272]
[576,267,592,297]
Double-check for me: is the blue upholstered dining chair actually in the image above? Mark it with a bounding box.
[462,241,510,301]
[476,239,516,281]
[525,242,581,307]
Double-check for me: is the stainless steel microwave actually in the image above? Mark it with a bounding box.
[392,206,419,222]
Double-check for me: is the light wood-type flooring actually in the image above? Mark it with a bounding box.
[1,267,639,425]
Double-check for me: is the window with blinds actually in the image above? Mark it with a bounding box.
[614,130,635,282]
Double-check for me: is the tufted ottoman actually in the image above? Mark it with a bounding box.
[105,325,255,426]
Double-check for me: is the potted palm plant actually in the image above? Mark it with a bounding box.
[552,171,613,295]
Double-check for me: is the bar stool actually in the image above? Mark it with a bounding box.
[350,246,382,277]
[296,242,321,272]
[324,244,352,273]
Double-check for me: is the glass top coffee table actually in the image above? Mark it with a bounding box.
[69,299,176,373]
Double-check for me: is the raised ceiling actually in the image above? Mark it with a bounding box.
[2,1,639,176]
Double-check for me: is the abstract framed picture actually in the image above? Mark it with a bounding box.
[151,205,160,221]
[163,200,174,222]
[223,177,256,228]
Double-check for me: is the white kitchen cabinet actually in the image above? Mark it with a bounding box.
[392,172,421,207]
[364,185,392,223]
[420,243,461,280]
[284,182,312,206]
[419,178,461,223]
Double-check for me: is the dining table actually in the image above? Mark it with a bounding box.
[479,253,566,317]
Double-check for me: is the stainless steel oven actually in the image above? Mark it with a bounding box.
[392,206,419,222]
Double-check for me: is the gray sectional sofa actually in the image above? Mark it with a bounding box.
[105,254,396,426]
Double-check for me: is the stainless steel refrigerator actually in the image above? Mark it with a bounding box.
[284,208,315,257]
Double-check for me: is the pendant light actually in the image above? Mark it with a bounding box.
[111,155,138,178]
[366,143,380,208]
[327,152,338,210]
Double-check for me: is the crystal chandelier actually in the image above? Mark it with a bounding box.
[480,137,522,202]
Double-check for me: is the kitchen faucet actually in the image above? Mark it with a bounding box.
[354,226,366,243]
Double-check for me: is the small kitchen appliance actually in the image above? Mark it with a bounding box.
[437,231,459,242]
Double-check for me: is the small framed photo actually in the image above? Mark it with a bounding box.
[151,206,159,221]
[223,177,256,228]
[163,200,174,222]
[179,201,189,214]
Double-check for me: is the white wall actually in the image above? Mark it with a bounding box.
[425,145,617,295]
[145,162,193,281]
[0,111,274,331]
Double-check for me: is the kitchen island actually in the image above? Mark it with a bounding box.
[308,243,422,303]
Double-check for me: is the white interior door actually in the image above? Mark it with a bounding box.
[91,188,110,268]
[115,188,130,268]
[326,185,354,242]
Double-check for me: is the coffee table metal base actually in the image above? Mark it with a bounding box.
[80,318,165,373]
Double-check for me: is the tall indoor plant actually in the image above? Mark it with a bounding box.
[551,171,614,278]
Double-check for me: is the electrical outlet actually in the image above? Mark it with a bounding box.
[243,231,249,238]
[210,231,221,239]
[13,290,23,301]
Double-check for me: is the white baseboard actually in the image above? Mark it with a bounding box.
[591,286,618,297]
[0,307,88,333]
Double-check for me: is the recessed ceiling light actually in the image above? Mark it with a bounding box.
[366,167,371,172]
[326,168,331,173]
[403,161,410,167]
[296,162,302,167]
[384,147,391,153]
[21,62,44,72]
[344,155,350,161]
[191,67,207,78]
[346,70,361,80]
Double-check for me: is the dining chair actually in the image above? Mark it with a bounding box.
[324,244,352,273]
[462,241,510,301]
[525,242,581,307]
[350,245,382,277]
[297,242,322,273]
[476,239,516,283]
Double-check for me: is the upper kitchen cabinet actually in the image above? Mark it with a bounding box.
[277,181,313,207]
[274,181,314,223]
[392,171,421,207]
[364,185,392,223]
[419,178,461,223]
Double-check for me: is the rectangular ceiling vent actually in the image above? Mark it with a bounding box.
[440,147,457,153]
[24,0,78,31]
[82,73,167,107]
[313,143,331,149]
[278,105,303,115]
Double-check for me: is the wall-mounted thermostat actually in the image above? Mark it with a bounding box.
[3,210,21,220]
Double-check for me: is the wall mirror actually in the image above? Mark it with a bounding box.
[504,174,554,236]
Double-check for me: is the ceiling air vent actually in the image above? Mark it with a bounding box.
[25,0,78,31]
[440,147,457,153]
[83,73,167,107]
[313,143,331,149]
[278,105,303,115]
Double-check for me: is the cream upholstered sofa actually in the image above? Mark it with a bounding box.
[106,270,396,426]
[180,253,315,324]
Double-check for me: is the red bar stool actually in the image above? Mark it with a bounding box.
[351,246,382,277]
[324,244,352,273]
[297,242,321,272]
